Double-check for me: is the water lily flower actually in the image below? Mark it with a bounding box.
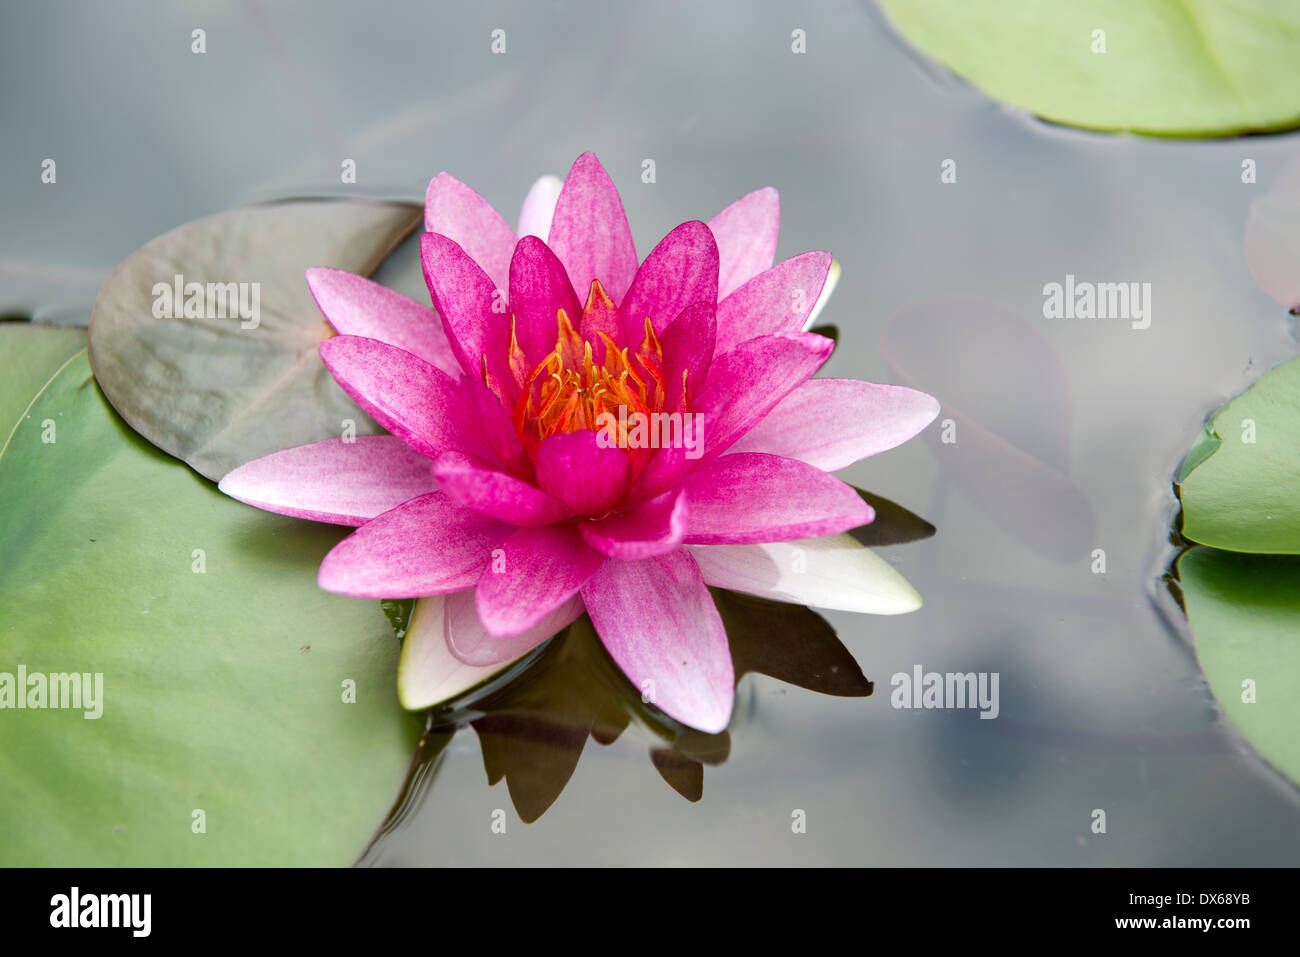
[219,153,939,733]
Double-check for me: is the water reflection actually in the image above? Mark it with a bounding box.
[361,486,937,831]
[883,298,1096,564]
[390,591,869,825]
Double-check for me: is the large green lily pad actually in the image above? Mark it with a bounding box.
[0,348,420,866]
[1178,547,1300,787]
[1178,356,1300,553]
[88,200,421,481]
[877,0,1300,136]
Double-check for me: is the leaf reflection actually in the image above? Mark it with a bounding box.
[849,487,936,548]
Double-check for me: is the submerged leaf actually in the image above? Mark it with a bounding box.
[883,299,1095,562]
[88,200,422,481]
[1245,153,1300,312]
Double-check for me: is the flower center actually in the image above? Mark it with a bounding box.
[501,279,690,458]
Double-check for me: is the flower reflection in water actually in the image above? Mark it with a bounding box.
[367,495,934,832]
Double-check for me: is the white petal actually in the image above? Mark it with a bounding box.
[688,533,922,615]
[446,589,582,665]
[804,258,841,328]
[516,174,563,241]
[396,593,524,710]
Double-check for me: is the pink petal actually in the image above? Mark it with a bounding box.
[709,187,779,299]
[547,153,638,302]
[681,453,875,544]
[693,331,833,458]
[625,444,690,504]
[619,221,719,343]
[219,435,435,527]
[728,379,941,471]
[516,174,563,241]
[578,276,625,363]
[318,492,511,598]
[581,550,734,734]
[319,335,493,461]
[580,488,687,559]
[660,301,716,409]
[535,430,632,515]
[508,235,581,366]
[432,451,573,526]
[465,381,533,480]
[445,589,582,666]
[475,525,604,637]
[714,252,832,355]
[305,267,460,377]
[420,232,512,389]
[425,172,516,296]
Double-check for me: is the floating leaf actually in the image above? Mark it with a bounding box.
[878,0,1300,136]
[1178,547,1300,787]
[1179,355,1300,553]
[0,324,87,437]
[0,351,420,865]
[88,200,421,481]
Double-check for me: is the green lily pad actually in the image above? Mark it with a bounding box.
[0,324,86,438]
[877,0,1300,136]
[1178,355,1300,553]
[88,199,422,481]
[1178,547,1300,787]
[0,350,419,866]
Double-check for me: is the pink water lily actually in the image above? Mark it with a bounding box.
[219,153,939,733]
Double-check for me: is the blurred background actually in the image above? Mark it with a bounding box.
[3,0,1299,864]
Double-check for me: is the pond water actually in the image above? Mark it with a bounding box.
[4,0,1299,864]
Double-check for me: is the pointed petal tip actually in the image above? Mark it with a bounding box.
[866,576,923,615]
[919,389,943,422]
[675,693,734,735]
[517,173,563,240]
[805,258,841,327]
[215,471,239,499]
[692,534,924,616]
